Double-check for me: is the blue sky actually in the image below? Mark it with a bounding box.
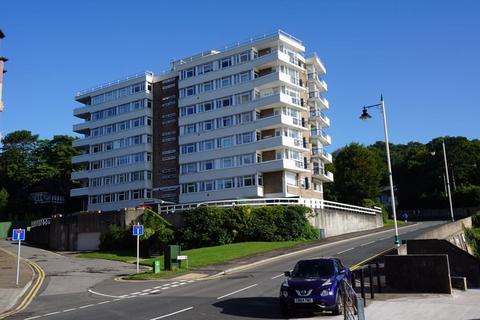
[0,0,479,151]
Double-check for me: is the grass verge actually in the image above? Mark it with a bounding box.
[384,219,406,227]
[78,241,308,280]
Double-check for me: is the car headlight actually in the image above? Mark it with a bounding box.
[281,280,289,288]
[320,289,329,297]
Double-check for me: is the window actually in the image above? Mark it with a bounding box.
[258,174,263,186]
[222,136,233,148]
[117,155,129,166]
[185,124,196,134]
[181,162,197,174]
[132,189,142,199]
[202,160,214,171]
[221,76,231,87]
[186,86,196,96]
[90,195,99,204]
[90,177,101,187]
[131,171,144,181]
[241,154,254,165]
[132,153,144,163]
[240,71,251,83]
[91,128,102,137]
[239,51,250,63]
[203,120,214,131]
[286,172,298,186]
[104,158,114,168]
[203,101,214,112]
[186,105,196,115]
[117,191,128,201]
[222,116,233,127]
[103,194,113,203]
[224,178,234,189]
[132,135,142,145]
[132,100,144,110]
[104,142,113,151]
[182,183,196,193]
[92,144,102,153]
[132,117,144,128]
[204,139,214,151]
[104,124,115,135]
[185,68,195,78]
[90,160,101,170]
[118,87,129,98]
[221,57,231,68]
[241,112,252,123]
[131,83,145,93]
[221,97,232,107]
[104,176,113,185]
[237,92,251,104]
[182,143,196,154]
[118,120,129,131]
[117,173,128,183]
[203,81,213,92]
[244,175,254,186]
[222,157,233,168]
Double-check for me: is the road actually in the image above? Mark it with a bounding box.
[8,221,444,320]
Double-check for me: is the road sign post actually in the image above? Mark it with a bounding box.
[132,223,144,273]
[12,229,25,285]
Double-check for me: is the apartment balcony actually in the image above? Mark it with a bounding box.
[254,70,306,92]
[73,106,91,120]
[71,152,90,164]
[310,129,332,145]
[306,53,326,75]
[70,187,89,197]
[312,167,334,182]
[307,73,328,92]
[309,110,330,127]
[311,147,333,164]
[256,135,308,153]
[256,114,309,132]
[73,122,90,135]
[308,91,329,109]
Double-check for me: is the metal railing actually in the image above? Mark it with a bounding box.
[159,197,381,215]
[75,71,154,97]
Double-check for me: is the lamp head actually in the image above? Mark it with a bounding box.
[360,107,372,120]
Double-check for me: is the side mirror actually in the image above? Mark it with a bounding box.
[284,271,291,277]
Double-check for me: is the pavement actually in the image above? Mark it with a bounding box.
[0,245,34,316]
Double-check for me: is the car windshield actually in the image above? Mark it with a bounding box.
[291,260,334,278]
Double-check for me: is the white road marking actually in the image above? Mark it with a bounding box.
[216,284,258,300]
[171,284,179,287]
[151,289,160,293]
[97,301,111,305]
[360,241,376,247]
[178,282,186,285]
[79,304,94,309]
[271,274,284,280]
[161,287,169,290]
[44,311,60,316]
[171,281,179,284]
[25,316,42,320]
[154,286,163,289]
[139,292,149,296]
[337,247,355,254]
[142,288,153,292]
[187,280,195,283]
[378,237,389,240]
[62,308,77,312]
[88,289,125,299]
[131,291,141,295]
[150,307,194,320]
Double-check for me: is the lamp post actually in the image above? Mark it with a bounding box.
[430,141,454,222]
[360,95,400,246]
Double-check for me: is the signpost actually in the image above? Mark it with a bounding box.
[177,255,189,270]
[132,223,144,273]
[12,229,25,285]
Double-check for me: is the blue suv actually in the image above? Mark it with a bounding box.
[279,257,351,316]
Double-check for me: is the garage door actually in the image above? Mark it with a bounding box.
[77,232,101,251]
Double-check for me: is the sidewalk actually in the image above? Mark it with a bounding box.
[0,246,33,315]
[363,290,480,320]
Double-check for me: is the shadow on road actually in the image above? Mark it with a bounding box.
[212,297,333,319]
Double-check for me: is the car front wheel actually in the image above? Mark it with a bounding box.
[333,291,344,315]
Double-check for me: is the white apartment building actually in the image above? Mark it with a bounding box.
[71,72,155,211]
[172,31,332,203]
[70,31,333,211]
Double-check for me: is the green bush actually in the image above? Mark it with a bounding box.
[472,211,480,228]
[179,205,316,249]
[99,209,174,257]
[464,227,480,258]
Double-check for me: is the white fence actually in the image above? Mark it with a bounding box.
[158,198,381,216]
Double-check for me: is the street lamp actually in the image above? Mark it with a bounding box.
[430,140,455,222]
[360,95,400,246]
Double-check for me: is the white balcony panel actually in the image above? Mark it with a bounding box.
[72,144,152,164]
[70,187,89,197]
[86,181,152,196]
[179,185,261,204]
[312,170,334,182]
[71,162,152,180]
[88,199,148,212]
[72,127,151,148]
[179,159,308,184]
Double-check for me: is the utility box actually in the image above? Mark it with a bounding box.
[164,245,181,270]
[153,260,161,274]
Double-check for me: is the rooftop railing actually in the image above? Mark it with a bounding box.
[75,71,154,97]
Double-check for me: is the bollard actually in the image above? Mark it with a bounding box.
[376,261,382,293]
[368,265,374,299]
[360,268,366,306]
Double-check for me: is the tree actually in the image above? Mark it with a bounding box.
[0,188,8,221]
[329,143,384,205]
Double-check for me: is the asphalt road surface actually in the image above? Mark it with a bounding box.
[9,221,444,320]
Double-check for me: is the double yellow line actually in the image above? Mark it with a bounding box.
[0,248,45,319]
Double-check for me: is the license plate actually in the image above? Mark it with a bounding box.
[294,298,313,303]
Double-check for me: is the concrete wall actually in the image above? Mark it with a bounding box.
[415,216,472,241]
[311,208,383,238]
[385,254,452,293]
[406,239,480,288]
[0,221,12,239]
[29,208,144,251]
